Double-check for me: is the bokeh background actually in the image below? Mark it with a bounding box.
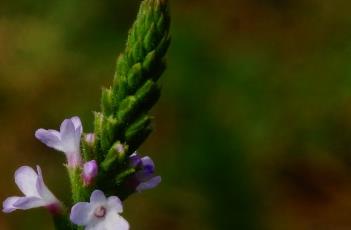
[1,0,351,229]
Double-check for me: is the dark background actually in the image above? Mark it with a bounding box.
[1,0,351,229]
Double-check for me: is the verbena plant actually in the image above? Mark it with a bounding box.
[2,0,170,229]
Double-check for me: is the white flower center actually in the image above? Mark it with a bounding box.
[94,206,106,218]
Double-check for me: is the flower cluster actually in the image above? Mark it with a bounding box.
[2,117,161,229]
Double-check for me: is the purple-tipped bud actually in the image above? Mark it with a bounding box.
[85,133,95,146]
[82,160,98,186]
[116,143,125,154]
[113,142,126,162]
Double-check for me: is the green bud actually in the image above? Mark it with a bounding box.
[150,59,166,81]
[81,133,96,161]
[132,40,145,63]
[93,112,104,157]
[142,51,157,72]
[116,96,137,124]
[127,63,143,92]
[116,54,129,77]
[156,33,171,58]
[144,23,160,52]
[116,168,136,186]
[125,115,153,153]
[101,116,118,153]
[156,13,168,34]
[135,80,161,113]
[101,88,114,115]
[125,115,151,140]
[101,142,128,171]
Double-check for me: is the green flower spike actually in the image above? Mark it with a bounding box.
[73,0,171,205]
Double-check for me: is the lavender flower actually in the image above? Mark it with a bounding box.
[82,160,98,186]
[35,116,83,168]
[2,166,61,214]
[128,153,161,192]
[70,190,129,230]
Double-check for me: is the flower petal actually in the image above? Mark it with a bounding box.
[71,116,82,132]
[141,156,155,169]
[13,196,46,210]
[86,212,129,230]
[2,196,21,213]
[107,196,123,213]
[60,118,79,153]
[71,117,83,145]
[136,176,161,192]
[15,166,39,197]
[35,129,63,152]
[70,202,93,226]
[35,166,57,204]
[103,212,129,230]
[129,153,142,168]
[86,221,103,230]
[90,190,106,204]
[135,169,154,182]
[48,129,61,138]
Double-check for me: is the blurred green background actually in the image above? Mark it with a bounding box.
[1,0,351,229]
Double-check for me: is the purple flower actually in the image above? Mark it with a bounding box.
[82,160,98,186]
[35,116,83,167]
[70,190,129,230]
[2,166,61,214]
[128,152,161,192]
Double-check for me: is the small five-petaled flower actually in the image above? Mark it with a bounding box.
[70,190,129,230]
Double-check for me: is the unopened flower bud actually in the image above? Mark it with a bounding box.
[82,160,98,186]
[85,133,95,146]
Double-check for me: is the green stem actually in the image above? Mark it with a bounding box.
[68,167,89,204]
